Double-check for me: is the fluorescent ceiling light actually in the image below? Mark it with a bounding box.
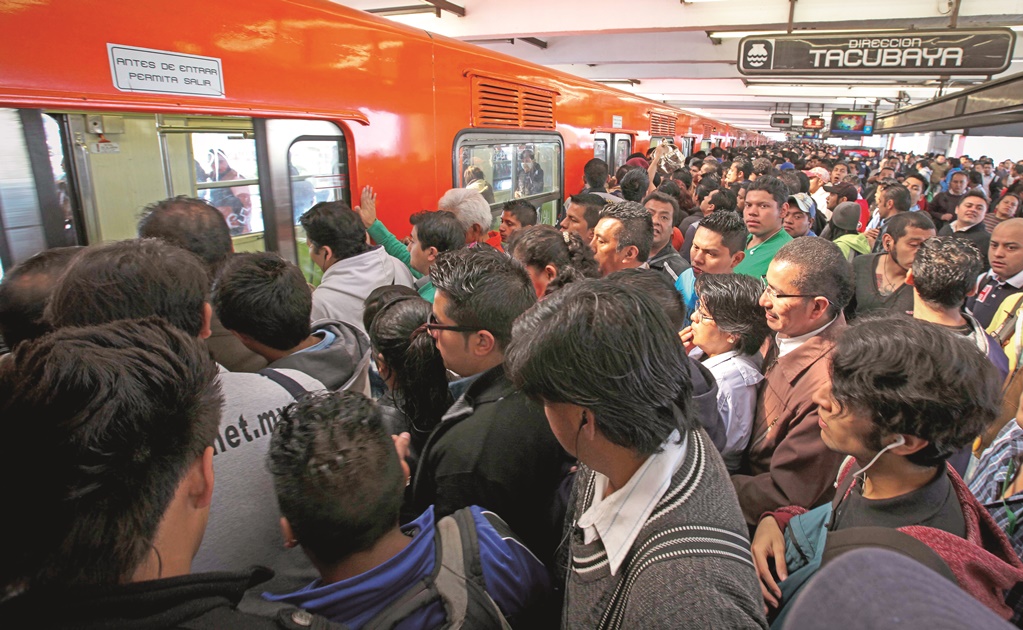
[708,28,903,39]
[595,79,642,86]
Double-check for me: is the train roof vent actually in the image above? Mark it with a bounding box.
[472,75,556,129]
[649,112,677,136]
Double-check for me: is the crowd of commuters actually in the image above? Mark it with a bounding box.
[2,141,1023,629]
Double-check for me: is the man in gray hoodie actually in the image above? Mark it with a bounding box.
[301,200,414,331]
[213,252,372,395]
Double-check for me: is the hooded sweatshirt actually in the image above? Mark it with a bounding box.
[310,246,415,331]
[269,319,372,394]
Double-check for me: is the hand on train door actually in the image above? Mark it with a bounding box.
[356,185,378,228]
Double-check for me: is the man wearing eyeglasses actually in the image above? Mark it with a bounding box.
[409,247,573,571]
[731,238,853,527]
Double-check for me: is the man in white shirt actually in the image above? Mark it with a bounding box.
[505,279,766,629]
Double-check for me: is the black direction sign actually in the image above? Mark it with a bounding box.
[738,29,1016,76]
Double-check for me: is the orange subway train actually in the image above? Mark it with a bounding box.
[0,0,762,275]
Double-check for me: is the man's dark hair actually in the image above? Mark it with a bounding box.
[137,196,233,278]
[778,171,804,196]
[707,188,737,212]
[886,211,935,242]
[299,201,371,262]
[747,175,790,209]
[752,157,774,176]
[671,168,693,189]
[605,268,687,331]
[409,210,465,253]
[695,180,719,203]
[430,247,537,349]
[501,199,538,227]
[694,273,772,356]
[268,392,403,565]
[584,158,610,190]
[0,246,82,348]
[732,158,753,181]
[506,279,694,456]
[46,239,209,337]
[619,168,650,203]
[212,253,311,351]
[568,193,607,230]
[698,210,748,254]
[599,201,654,261]
[773,237,854,316]
[642,191,681,223]
[958,191,989,208]
[689,158,704,170]
[830,317,999,467]
[911,237,984,309]
[880,183,912,213]
[0,319,222,592]
[902,170,928,191]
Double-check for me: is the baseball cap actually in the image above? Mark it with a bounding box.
[823,182,858,202]
[787,193,817,221]
[831,201,862,231]
[805,167,831,184]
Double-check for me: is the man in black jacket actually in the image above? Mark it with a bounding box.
[411,247,573,566]
[0,319,339,629]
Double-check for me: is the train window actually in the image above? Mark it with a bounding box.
[594,138,608,163]
[615,137,632,170]
[192,133,263,238]
[455,131,564,226]
[289,138,348,285]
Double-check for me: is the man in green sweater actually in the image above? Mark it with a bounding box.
[734,176,793,278]
[356,187,466,302]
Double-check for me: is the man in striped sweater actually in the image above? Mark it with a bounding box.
[506,278,766,630]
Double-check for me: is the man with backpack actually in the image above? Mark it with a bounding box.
[750,317,1023,624]
[262,391,550,628]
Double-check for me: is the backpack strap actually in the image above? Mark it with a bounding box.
[258,368,310,399]
[992,292,1023,346]
[362,508,511,630]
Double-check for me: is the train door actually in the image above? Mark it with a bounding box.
[0,109,79,277]
[679,137,695,158]
[0,110,350,284]
[455,131,564,226]
[612,133,633,171]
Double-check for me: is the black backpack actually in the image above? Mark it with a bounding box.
[362,508,512,630]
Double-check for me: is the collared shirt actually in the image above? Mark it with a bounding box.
[970,268,1023,329]
[294,329,336,354]
[777,316,838,358]
[578,430,689,575]
[733,229,793,279]
[691,349,764,471]
[967,421,1023,559]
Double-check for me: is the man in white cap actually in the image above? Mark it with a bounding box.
[806,167,831,218]
[783,193,818,239]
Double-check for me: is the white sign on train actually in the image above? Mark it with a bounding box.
[612,115,623,129]
[107,44,225,98]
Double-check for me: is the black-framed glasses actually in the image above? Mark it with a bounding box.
[420,312,481,335]
[760,275,820,300]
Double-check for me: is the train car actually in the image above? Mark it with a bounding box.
[0,0,759,281]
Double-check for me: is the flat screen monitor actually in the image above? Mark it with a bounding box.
[830,110,875,137]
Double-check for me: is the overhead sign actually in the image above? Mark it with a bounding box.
[803,117,825,130]
[738,29,1015,76]
[107,43,225,98]
[770,113,793,128]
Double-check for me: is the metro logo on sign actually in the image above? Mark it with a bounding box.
[737,29,1015,76]
[803,117,825,130]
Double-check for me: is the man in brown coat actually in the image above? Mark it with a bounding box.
[731,238,854,527]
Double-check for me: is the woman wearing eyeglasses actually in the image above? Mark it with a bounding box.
[680,273,772,472]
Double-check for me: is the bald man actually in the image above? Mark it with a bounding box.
[969,218,1023,329]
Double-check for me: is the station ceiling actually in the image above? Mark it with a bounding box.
[334,0,1023,134]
